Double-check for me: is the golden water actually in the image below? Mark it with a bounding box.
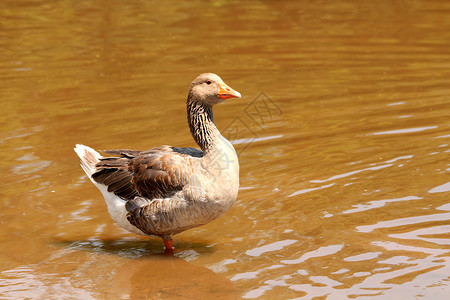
[1,1,449,299]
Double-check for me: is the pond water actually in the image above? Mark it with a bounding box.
[1,0,449,299]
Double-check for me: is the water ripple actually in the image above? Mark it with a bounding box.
[281,244,344,265]
[428,181,450,193]
[356,212,450,233]
[245,239,297,257]
[342,196,422,214]
[368,126,438,136]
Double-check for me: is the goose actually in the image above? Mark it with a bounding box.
[74,73,241,253]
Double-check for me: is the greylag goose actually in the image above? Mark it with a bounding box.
[74,73,241,253]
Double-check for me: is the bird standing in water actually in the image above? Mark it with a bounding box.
[74,73,241,254]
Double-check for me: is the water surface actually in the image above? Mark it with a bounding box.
[1,0,449,299]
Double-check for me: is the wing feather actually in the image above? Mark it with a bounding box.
[91,146,201,201]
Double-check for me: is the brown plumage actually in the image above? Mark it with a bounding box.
[74,73,241,253]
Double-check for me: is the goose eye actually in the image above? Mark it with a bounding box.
[206,80,212,85]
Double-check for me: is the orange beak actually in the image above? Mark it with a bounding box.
[218,82,241,99]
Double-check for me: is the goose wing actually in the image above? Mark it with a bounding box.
[92,146,203,201]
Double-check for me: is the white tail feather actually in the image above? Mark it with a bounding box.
[73,144,145,235]
[74,144,102,178]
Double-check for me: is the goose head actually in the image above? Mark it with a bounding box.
[188,73,241,106]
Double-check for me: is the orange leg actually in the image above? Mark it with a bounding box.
[163,238,174,255]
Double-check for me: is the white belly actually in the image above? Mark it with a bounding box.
[91,181,146,236]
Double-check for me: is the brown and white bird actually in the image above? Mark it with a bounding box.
[74,73,241,253]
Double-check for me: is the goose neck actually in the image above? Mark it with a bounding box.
[187,100,220,151]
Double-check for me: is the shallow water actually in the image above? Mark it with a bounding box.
[1,0,450,299]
